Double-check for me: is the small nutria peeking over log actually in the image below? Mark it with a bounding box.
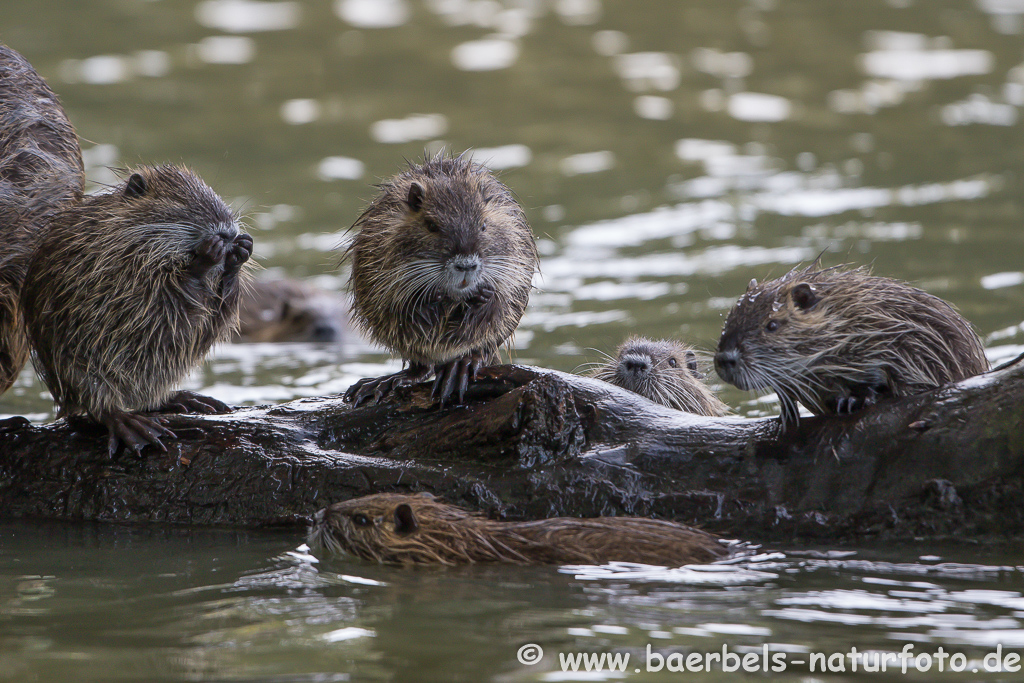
[590,337,730,416]
[0,44,84,426]
[234,278,348,343]
[22,165,253,455]
[714,264,990,425]
[308,493,728,567]
[343,154,538,407]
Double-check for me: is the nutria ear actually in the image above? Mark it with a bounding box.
[684,350,699,376]
[791,283,819,310]
[124,173,147,199]
[746,278,757,292]
[407,182,424,212]
[394,503,419,534]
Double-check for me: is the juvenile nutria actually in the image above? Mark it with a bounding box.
[343,154,538,406]
[590,336,730,416]
[714,264,989,425]
[0,44,83,413]
[308,493,727,567]
[235,278,348,343]
[22,164,253,455]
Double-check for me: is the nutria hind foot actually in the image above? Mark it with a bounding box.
[0,415,30,432]
[345,363,433,407]
[101,410,176,458]
[431,349,490,406]
[157,390,232,415]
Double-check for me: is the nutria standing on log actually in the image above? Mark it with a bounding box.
[22,165,253,455]
[714,264,990,425]
[0,44,83,425]
[235,278,348,343]
[343,155,538,406]
[308,493,727,566]
[590,336,730,416]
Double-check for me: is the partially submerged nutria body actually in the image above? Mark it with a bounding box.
[590,336,729,416]
[714,264,989,425]
[0,44,83,405]
[343,155,538,406]
[235,278,348,343]
[308,493,727,567]
[22,165,253,455]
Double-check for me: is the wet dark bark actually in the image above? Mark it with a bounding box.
[1,356,1023,543]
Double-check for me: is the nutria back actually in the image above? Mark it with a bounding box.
[0,44,84,393]
[309,493,727,567]
[21,164,247,417]
[345,155,537,367]
[590,336,730,416]
[715,264,990,421]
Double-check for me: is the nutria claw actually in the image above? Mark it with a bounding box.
[102,410,176,458]
[191,234,230,275]
[431,350,487,406]
[157,390,232,415]
[345,363,433,407]
[226,233,253,271]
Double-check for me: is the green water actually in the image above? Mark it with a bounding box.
[1,0,1023,680]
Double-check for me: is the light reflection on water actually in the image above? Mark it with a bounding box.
[1,0,1024,679]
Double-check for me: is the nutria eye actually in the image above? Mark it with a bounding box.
[766,320,779,332]
[667,357,677,367]
[424,217,440,233]
[352,513,372,527]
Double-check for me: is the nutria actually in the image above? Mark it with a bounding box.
[21,164,253,455]
[343,154,538,406]
[714,263,989,425]
[235,278,348,343]
[0,44,83,420]
[589,336,730,416]
[308,493,727,567]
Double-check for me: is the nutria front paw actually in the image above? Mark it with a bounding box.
[101,410,177,458]
[225,233,253,273]
[464,282,494,307]
[190,234,230,277]
[158,390,232,415]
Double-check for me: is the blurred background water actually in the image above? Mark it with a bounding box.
[1,0,1023,680]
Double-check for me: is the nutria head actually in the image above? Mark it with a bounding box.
[344,154,538,366]
[714,264,989,420]
[236,279,348,343]
[591,336,730,416]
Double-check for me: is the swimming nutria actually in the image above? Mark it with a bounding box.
[235,278,348,343]
[343,154,538,406]
[21,164,253,455]
[0,44,83,423]
[714,264,990,425]
[590,336,730,416]
[308,493,727,567]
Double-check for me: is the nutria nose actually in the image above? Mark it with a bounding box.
[622,356,650,374]
[714,349,739,374]
[453,261,478,273]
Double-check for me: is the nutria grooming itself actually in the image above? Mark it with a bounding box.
[343,154,537,406]
[714,264,989,425]
[22,164,253,455]
[590,336,729,416]
[235,278,348,343]
[308,493,727,567]
[0,44,83,418]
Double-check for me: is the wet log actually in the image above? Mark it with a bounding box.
[1,356,1023,543]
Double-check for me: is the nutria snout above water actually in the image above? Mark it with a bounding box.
[308,493,727,567]
[235,278,348,343]
[21,164,253,455]
[343,154,538,407]
[0,44,83,413]
[714,263,989,425]
[590,336,730,416]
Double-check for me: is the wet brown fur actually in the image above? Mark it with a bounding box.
[235,278,348,343]
[0,44,83,394]
[309,493,727,567]
[344,154,537,369]
[590,336,730,416]
[715,264,990,422]
[21,164,252,420]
